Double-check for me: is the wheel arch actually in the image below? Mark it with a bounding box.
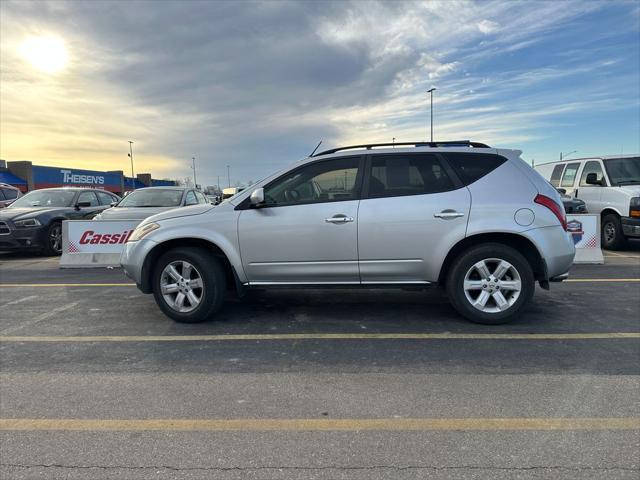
[438,232,546,286]
[601,208,622,219]
[140,238,241,295]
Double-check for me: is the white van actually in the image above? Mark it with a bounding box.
[536,155,640,249]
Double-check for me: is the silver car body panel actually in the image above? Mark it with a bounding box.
[121,146,575,288]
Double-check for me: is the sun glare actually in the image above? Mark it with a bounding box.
[19,36,69,74]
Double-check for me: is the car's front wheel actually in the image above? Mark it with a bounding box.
[42,221,62,256]
[601,214,628,251]
[446,243,535,324]
[152,247,226,323]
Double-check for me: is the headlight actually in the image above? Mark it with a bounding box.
[13,218,41,228]
[127,222,160,242]
[630,197,640,218]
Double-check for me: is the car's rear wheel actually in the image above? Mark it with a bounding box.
[601,214,627,251]
[152,247,226,323]
[42,221,62,256]
[446,243,535,324]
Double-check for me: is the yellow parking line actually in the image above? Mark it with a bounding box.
[1,332,639,342]
[0,417,637,431]
[565,278,640,282]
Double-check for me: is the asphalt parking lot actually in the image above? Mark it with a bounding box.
[0,246,639,479]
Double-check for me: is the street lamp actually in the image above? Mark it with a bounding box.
[227,165,230,188]
[191,156,197,189]
[127,141,135,191]
[560,150,577,161]
[427,88,436,143]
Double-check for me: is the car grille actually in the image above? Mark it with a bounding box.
[0,221,10,235]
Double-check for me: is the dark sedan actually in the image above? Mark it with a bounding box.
[0,188,120,255]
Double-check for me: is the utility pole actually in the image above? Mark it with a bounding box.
[127,141,135,191]
[227,165,230,188]
[192,157,197,189]
[427,88,436,142]
[217,175,220,193]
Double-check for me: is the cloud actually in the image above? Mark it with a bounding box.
[0,0,638,184]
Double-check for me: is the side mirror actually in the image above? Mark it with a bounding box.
[250,188,265,207]
[110,201,117,207]
[557,188,567,195]
[76,201,92,209]
[585,173,601,185]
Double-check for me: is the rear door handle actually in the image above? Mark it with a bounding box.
[434,210,465,219]
[325,215,354,224]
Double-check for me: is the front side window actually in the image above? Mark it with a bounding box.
[579,161,606,186]
[195,191,208,204]
[367,154,455,198]
[3,188,18,200]
[263,157,360,207]
[550,164,566,187]
[560,162,580,188]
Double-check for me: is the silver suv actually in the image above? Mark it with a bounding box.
[121,141,575,325]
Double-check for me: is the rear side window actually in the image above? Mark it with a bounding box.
[444,153,506,186]
[550,164,565,187]
[1,187,18,199]
[367,154,455,198]
[560,162,580,188]
[96,191,116,205]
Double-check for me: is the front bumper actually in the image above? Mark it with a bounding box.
[621,216,640,237]
[0,226,46,251]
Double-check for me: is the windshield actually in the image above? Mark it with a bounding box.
[9,190,75,208]
[117,189,183,207]
[604,157,640,186]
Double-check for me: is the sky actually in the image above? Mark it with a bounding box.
[1,0,639,188]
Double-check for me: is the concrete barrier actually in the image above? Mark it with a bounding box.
[60,220,140,268]
[567,214,604,264]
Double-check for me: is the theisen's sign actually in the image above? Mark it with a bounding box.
[61,220,140,268]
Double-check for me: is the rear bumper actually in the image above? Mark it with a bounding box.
[525,225,576,279]
[621,216,640,238]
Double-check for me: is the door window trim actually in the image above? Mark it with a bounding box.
[361,152,463,199]
[579,160,607,187]
[237,156,365,210]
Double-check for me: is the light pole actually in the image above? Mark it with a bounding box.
[427,88,436,143]
[560,150,577,161]
[191,157,197,189]
[227,165,230,188]
[127,141,135,191]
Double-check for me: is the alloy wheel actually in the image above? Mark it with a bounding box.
[463,258,522,313]
[50,224,62,254]
[160,260,204,313]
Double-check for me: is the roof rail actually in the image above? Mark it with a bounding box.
[312,140,491,157]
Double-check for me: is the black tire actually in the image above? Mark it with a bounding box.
[446,243,535,325]
[601,214,628,251]
[41,221,63,256]
[152,247,226,323]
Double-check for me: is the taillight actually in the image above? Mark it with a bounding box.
[535,194,567,231]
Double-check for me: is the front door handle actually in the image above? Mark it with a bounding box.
[325,215,354,224]
[434,210,465,219]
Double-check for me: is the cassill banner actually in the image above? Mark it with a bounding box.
[566,214,604,264]
[60,220,140,268]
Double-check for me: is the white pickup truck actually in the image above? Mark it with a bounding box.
[536,155,640,250]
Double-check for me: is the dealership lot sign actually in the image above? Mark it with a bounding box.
[33,165,122,192]
[60,220,140,268]
[566,214,603,264]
